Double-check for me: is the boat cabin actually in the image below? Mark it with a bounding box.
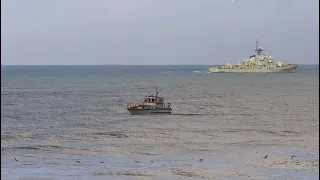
[143,95,164,104]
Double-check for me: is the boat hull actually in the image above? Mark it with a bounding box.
[127,109,172,115]
[209,64,298,73]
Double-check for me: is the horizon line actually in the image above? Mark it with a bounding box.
[1,64,319,66]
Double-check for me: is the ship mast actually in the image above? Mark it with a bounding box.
[255,38,259,55]
[254,38,263,56]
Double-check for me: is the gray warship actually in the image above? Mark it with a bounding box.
[127,87,172,115]
[209,38,298,73]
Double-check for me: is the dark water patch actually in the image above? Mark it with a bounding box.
[229,139,306,148]
[282,130,299,134]
[189,129,207,133]
[118,172,151,177]
[221,129,300,137]
[94,171,151,177]
[149,127,180,133]
[2,145,69,152]
[171,168,204,178]
[21,163,37,166]
[213,95,224,98]
[224,129,277,135]
[134,152,161,156]
[210,103,225,107]
[93,132,128,138]
[93,172,114,176]
[1,134,16,140]
[188,149,218,152]
[1,114,23,120]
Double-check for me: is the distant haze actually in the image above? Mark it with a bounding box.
[1,0,319,65]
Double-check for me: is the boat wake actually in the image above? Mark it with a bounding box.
[170,113,251,116]
[115,112,251,116]
[170,113,215,116]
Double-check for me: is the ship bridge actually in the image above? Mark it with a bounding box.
[144,96,164,104]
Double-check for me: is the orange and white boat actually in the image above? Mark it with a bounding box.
[127,87,172,115]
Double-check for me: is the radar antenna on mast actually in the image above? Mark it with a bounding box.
[254,38,264,56]
[255,37,259,54]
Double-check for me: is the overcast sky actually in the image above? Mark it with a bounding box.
[1,0,319,65]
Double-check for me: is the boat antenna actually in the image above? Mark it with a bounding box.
[156,86,158,95]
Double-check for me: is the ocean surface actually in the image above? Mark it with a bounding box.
[1,65,319,179]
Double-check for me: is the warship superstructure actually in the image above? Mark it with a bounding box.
[209,38,298,73]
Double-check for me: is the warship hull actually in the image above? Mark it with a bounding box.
[209,64,298,73]
[127,109,172,115]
